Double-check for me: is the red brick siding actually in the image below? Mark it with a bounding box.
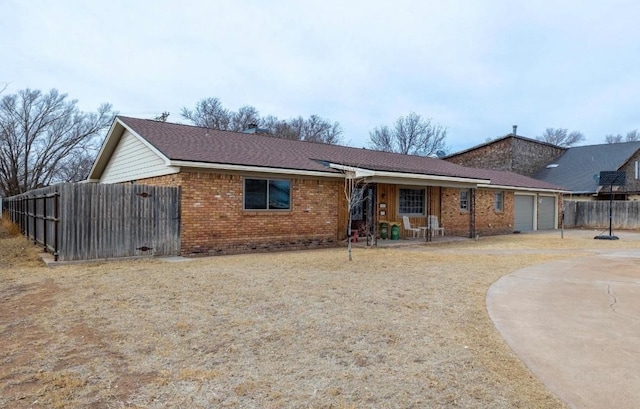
[441,188,515,237]
[137,171,342,255]
[473,190,515,235]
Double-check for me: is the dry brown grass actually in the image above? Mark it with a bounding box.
[1,213,22,238]
[1,226,639,408]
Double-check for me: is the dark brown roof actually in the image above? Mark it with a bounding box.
[472,168,565,190]
[117,116,564,191]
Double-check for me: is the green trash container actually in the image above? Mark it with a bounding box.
[380,222,389,239]
[391,223,400,240]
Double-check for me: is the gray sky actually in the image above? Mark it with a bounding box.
[2,0,640,152]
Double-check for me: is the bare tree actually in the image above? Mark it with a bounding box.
[261,115,296,138]
[537,128,585,147]
[605,130,640,143]
[55,150,97,183]
[271,115,343,144]
[230,105,261,132]
[343,170,369,261]
[182,97,343,144]
[368,112,448,156]
[181,97,231,129]
[0,88,113,196]
[154,112,170,122]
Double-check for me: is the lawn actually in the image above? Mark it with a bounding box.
[3,224,636,408]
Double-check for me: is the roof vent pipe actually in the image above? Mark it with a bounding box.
[512,125,517,135]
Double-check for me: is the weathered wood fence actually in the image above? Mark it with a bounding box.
[2,183,181,261]
[563,200,640,229]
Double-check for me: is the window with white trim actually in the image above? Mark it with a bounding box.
[399,188,425,215]
[244,179,291,210]
[494,192,504,212]
[460,190,469,211]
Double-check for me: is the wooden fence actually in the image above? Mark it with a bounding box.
[2,183,181,261]
[563,200,640,230]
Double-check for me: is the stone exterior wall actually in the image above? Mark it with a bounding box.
[511,138,566,176]
[446,138,514,172]
[136,171,343,256]
[446,136,565,177]
[440,188,515,237]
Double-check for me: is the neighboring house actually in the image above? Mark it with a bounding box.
[445,133,566,177]
[532,141,640,201]
[88,117,565,256]
[446,131,640,201]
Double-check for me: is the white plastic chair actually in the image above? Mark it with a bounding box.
[402,216,421,238]
[428,215,445,236]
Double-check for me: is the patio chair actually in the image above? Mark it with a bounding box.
[402,216,421,238]
[428,215,445,236]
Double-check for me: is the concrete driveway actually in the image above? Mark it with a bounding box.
[487,239,640,408]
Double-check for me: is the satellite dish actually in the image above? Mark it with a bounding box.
[436,150,446,158]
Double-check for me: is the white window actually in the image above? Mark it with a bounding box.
[494,192,504,212]
[460,190,469,211]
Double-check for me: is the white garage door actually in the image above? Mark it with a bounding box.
[514,195,534,232]
[538,196,555,230]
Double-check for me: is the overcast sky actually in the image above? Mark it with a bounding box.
[3,0,640,152]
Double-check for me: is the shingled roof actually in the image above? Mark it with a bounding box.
[533,141,640,194]
[92,116,564,192]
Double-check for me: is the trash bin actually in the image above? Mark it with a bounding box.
[380,222,389,239]
[390,223,400,240]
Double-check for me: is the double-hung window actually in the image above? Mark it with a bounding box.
[460,190,469,211]
[244,179,291,210]
[494,192,504,212]
[399,188,425,215]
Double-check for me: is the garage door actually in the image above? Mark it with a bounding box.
[514,195,534,232]
[538,196,555,230]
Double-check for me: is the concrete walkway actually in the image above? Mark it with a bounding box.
[487,246,640,408]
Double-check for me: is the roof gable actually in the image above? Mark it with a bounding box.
[445,134,563,159]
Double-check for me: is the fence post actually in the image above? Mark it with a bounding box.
[22,196,27,236]
[53,192,59,261]
[32,196,38,245]
[43,193,48,253]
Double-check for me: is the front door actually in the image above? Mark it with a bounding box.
[351,185,376,236]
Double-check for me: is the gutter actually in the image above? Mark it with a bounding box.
[478,183,570,194]
[329,164,490,185]
[169,160,344,178]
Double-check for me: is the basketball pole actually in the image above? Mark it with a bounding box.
[608,181,613,237]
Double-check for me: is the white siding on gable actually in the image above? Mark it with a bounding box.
[100,130,178,183]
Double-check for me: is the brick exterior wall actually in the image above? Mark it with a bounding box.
[440,188,515,237]
[446,136,565,177]
[137,171,343,256]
